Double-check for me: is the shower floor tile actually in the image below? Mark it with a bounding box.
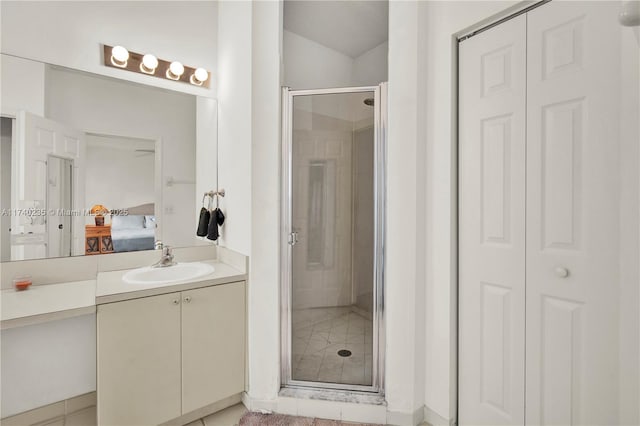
[292,306,373,386]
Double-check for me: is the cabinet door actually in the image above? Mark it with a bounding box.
[181,281,246,413]
[97,293,182,426]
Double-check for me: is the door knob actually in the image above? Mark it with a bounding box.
[184,296,191,303]
[555,267,569,278]
[172,299,179,305]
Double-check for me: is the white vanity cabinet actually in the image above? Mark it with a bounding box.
[97,281,246,426]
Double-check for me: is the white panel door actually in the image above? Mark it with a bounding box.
[15,111,86,258]
[459,15,527,426]
[525,3,621,425]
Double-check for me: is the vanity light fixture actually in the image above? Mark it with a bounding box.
[140,54,159,74]
[103,44,211,88]
[110,45,129,68]
[167,61,185,80]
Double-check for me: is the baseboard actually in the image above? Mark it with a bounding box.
[1,392,96,426]
[386,405,424,426]
[243,392,387,424]
[423,405,451,426]
[244,393,454,426]
[242,392,278,413]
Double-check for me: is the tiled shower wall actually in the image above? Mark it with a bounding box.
[292,110,353,309]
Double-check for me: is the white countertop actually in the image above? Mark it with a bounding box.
[1,280,96,329]
[1,259,247,327]
[96,260,246,304]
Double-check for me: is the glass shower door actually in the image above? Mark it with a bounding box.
[282,85,386,393]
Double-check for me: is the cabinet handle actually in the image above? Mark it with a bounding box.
[172,299,180,305]
[555,266,570,278]
[184,296,192,303]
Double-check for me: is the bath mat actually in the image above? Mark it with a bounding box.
[239,411,383,426]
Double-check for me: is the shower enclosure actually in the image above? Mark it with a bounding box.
[281,84,386,393]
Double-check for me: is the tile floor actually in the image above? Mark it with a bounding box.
[292,306,373,386]
[188,403,248,426]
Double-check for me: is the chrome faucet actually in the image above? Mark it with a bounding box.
[152,245,176,268]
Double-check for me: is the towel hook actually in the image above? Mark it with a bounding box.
[203,189,225,209]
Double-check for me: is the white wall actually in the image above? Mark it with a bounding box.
[0,55,45,116]
[352,42,388,87]
[0,315,96,417]
[45,66,196,248]
[248,0,282,403]
[385,2,425,422]
[0,1,217,98]
[283,30,354,89]
[283,30,387,89]
[217,1,253,256]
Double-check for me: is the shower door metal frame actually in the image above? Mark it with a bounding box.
[280,84,387,394]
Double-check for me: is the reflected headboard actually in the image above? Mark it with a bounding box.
[125,203,154,216]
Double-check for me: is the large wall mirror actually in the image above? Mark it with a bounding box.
[1,55,216,262]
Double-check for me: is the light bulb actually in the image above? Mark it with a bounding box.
[140,54,158,74]
[111,45,129,67]
[190,67,209,85]
[167,61,184,80]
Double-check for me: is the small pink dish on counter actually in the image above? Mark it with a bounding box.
[13,275,32,291]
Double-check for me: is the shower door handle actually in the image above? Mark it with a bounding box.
[288,231,299,246]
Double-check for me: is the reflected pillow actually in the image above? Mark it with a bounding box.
[144,215,156,229]
[111,215,145,230]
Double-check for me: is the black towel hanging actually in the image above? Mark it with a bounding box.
[215,208,225,226]
[196,207,210,237]
[197,194,212,237]
[206,208,225,241]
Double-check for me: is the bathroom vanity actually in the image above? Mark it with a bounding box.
[0,247,248,426]
[96,261,246,426]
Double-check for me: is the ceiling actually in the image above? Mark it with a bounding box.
[284,0,388,58]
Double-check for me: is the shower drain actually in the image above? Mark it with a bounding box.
[337,349,352,357]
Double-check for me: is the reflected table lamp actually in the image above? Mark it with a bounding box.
[91,204,109,226]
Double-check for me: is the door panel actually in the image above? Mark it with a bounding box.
[525,2,620,424]
[97,292,182,426]
[181,282,246,413]
[459,14,527,426]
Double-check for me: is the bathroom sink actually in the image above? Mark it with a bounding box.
[122,262,215,285]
